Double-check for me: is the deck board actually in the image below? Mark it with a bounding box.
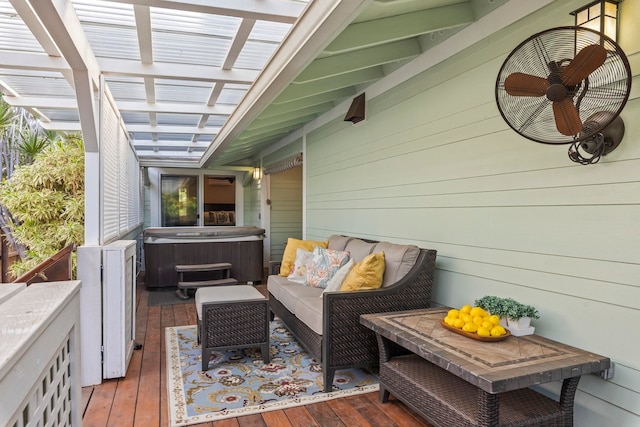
[82,278,433,427]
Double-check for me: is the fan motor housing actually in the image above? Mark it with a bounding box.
[579,113,625,155]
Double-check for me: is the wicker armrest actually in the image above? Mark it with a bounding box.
[269,261,282,276]
[322,249,436,367]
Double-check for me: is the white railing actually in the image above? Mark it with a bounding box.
[0,281,82,427]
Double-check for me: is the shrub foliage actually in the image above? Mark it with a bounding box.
[0,135,84,277]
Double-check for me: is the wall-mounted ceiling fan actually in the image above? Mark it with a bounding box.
[495,26,632,164]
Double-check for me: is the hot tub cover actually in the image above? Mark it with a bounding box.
[144,226,265,243]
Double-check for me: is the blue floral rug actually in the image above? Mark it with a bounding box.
[166,319,379,426]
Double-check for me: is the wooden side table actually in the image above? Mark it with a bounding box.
[361,308,610,427]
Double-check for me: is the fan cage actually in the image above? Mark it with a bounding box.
[495,26,631,145]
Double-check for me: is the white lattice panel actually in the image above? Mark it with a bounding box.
[8,338,72,427]
[0,281,82,427]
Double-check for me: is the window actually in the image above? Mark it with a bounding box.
[203,176,236,226]
[161,175,198,227]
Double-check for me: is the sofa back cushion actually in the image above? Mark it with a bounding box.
[344,239,376,262]
[327,235,353,251]
[327,235,420,287]
[328,234,377,261]
[374,242,420,287]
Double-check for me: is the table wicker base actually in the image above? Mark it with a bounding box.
[196,285,270,371]
[380,354,574,427]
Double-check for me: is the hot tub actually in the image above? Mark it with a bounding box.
[143,226,265,288]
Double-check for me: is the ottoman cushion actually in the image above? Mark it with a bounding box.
[196,285,264,319]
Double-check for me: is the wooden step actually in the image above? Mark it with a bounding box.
[175,262,232,273]
[177,278,238,289]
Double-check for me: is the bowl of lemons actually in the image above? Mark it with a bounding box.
[441,305,510,341]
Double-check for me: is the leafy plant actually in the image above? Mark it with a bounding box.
[474,295,540,320]
[0,134,84,278]
[502,298,540,320]
[474,295,504,316]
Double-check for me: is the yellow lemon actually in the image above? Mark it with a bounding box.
[470,307,488,318]
[460,304,472,314]
[494,325,507,335]
[477,326,491,337]
[460,313,472,323]
[481,320,493,329]
[490,326,505,337]
[488,315,501,326]
[462,322,478,333]
[444,316,453,326]
[473,316,484,326]
[453,318,465,329]
[448,309,460,319]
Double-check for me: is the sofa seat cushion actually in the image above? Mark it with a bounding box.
[277,281,323,314]
[295,297,324,335]
[373,242,420,287]
[267,274,291,301]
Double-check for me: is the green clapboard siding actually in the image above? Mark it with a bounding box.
[302,1,640,425]
[269,167,303,262]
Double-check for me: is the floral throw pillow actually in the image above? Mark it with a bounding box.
[286,248,314,284]
[305,246,350,289]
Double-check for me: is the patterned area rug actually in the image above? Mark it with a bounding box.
[166,319,379,426]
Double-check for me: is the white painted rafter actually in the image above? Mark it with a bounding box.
[99,58,259,83]
[106,0,305,23]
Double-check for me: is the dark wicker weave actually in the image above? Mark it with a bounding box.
[268,246,437,392]
[376,336,579,427]
[200,298,269,371]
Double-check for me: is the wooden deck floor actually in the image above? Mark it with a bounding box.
[81,279,432,427]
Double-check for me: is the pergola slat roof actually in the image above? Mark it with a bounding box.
[0,0,507,168]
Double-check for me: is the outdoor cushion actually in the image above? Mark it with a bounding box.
[279,238,328,276]
[327,234,353,251]
[277,281,323,314]
[295,296,324,335]
[320,258,355,297]
[266,274,291,301]
[305,246,350,288]
[287,248,314,284]
[373,242,420,287]
[343,239,376,262]
[340,252,385,291]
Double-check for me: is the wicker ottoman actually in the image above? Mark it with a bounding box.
[195,285,270,371]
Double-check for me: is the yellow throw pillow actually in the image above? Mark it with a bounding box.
[340,252,385,291]
[279,238,328,276]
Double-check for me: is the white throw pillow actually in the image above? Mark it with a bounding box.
[320,258,355,297]
[287,248,314,284]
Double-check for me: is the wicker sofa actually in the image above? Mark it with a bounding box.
[267,235,437,392]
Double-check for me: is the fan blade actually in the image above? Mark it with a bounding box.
[504,72,549,96]
[561,44,607,86]
[553,98,582,136]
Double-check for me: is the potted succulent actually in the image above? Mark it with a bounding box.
[475,296,540,330]
[503,298,540,330]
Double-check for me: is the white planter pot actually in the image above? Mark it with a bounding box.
[507,317,531,330]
